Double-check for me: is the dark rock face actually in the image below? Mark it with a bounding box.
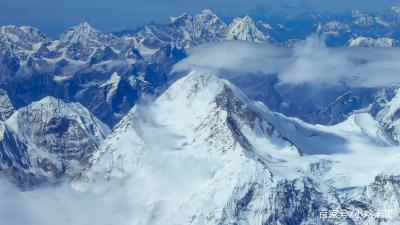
[269,179,327,225]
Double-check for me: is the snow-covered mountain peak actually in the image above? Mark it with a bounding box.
[164,10,228,47]
[0,25,47,50]
[192,10,227,43]
[194,9,225,26]
[198,8,216,16]
[4,8,400,224]
[242,15,253,22]
[76,70,288,176]
[71,70,400,224]
[0,25,47,41]
[1,96,110,188]
[75,21,93,29]
[58,22,115,47]
[351,9,364,17]
[317,20,350,32]
[348,36,400,47]
[194,9,222,23]
[6,96,110,145]
[57,22,118,60]
[70,71,399,224]
[161,71,226,101]
[226,15,271,43]
[64,22,98,36]
[168,9,223,24]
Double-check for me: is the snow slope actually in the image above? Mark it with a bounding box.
[74,71,400,224]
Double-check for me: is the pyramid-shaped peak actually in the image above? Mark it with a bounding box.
[198,9,218,16]
[59,21,114,46]
[227,15,268,42]
[195,9,224,23]
[164,70,226,96]
[70,22,99,33]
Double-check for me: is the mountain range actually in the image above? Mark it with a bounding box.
[2,8,400,129]
[2,6,400,225]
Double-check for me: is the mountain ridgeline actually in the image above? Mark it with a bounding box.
[2,8,400,129]
[2,7,400,225]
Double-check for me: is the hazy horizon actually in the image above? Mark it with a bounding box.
[2,0,400,37]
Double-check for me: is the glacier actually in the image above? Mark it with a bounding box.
[71,71,400,225]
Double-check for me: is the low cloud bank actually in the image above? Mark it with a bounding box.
[173,35,400,88]
[0,178,136,225]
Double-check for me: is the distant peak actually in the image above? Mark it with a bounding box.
[199,9,216,16]
[243,15,253,21]
[72,21,98,32]
[351,9,365,17]
[59,21,109,46]
[0,25,47,44]
[61,22,100,37]
[1,25,43,34]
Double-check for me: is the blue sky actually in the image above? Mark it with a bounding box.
[1,0,400,36]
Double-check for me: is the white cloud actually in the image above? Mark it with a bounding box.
[0,178,137,225]
[172,40,290,77]
[173,35,400,88]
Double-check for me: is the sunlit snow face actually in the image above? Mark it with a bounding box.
[173,34,400,88]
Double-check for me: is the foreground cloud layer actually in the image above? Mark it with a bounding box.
[0,178,137,225]
[173,35,400,88]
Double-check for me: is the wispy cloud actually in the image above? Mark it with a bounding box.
[173,35,400,88]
